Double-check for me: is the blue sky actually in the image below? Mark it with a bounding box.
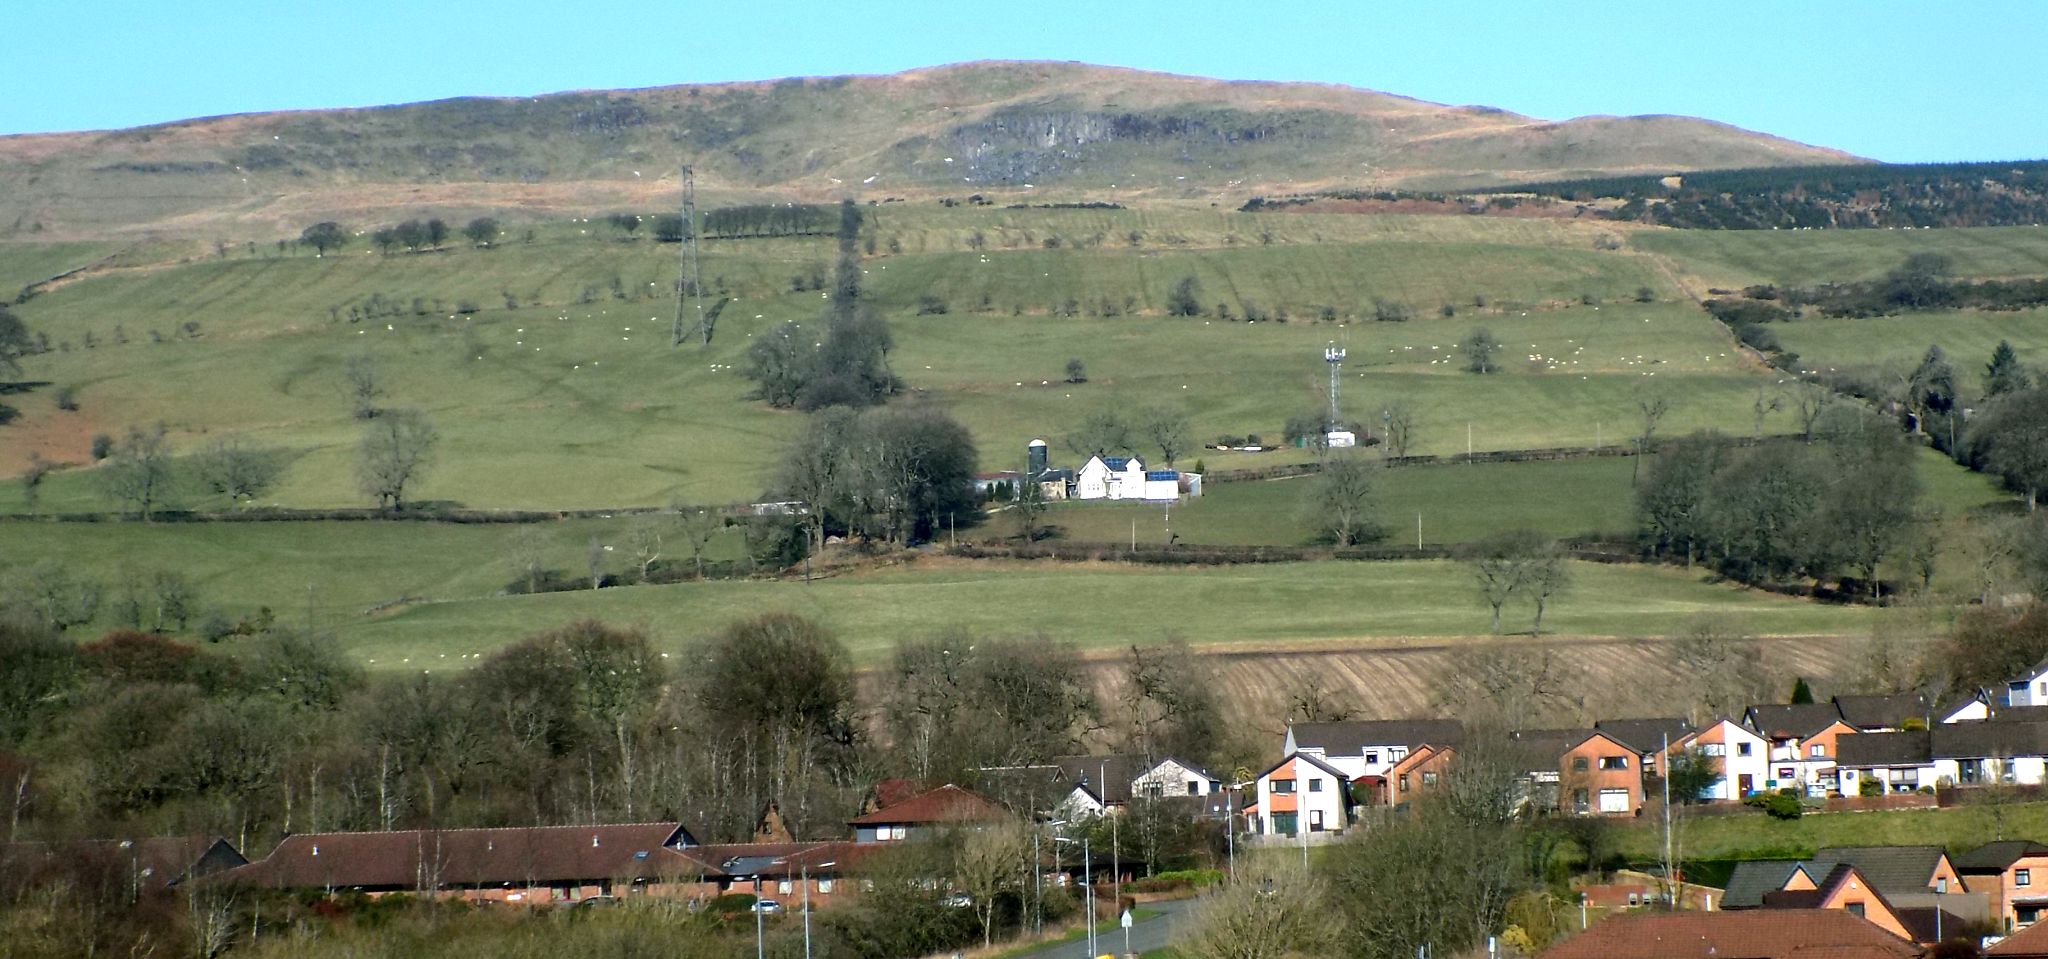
[5,0,2042,162]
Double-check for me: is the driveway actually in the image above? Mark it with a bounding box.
[1009,898,1194,959]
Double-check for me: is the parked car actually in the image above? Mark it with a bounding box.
[751,899,783,914]
[941,893,973,909]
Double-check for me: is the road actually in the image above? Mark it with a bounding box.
[1008,898,1194,959]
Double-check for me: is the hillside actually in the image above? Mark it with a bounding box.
[0,61,1859,239]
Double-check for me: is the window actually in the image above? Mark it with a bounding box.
[778,880,792,894]
[1845,902,1866,917]
[1777,767,1796,780]
[2019,869,2033,887]
[1738,743,1753,757]
[1627,893,1640,907]
[1310,810,1325,832]
[1937,877,1948,893]
[1309,779,1324,793]
[1272,813,1298,836]
[1572,789,1590,814]
[1572,757,1589,772]
[1272,779,1295,795]
[1599,756,1629,770]
[1144,783,1163,799]
[1398,774,1410,793]
[1810,744,1826,758]
[1363,751,1380,765]
[1187,782,1199,796]
[1598,789,1631,813]
[1422,772,1439,786]
[818,879,833,894]
[1701,743,1726,757]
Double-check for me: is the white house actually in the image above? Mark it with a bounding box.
[1139,470,1181,502]
[1941,691,1993,724]
[1284,719,1465,782]
[1744,703,1858,797]
[1679,717,1771,801]
[1250,752,1350,837]
[1130,757,1224,800]
[2006,659,2048,707]
[1075,456,1148,501]
[1834,731,1941,795]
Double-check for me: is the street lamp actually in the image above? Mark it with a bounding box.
[1055,832,1094,959]
[801,858,834,959]
[754,873,766,959]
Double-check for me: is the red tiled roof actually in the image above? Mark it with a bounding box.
[867,778,925,812]
[1989,920,2048,956]
[847,784,1009,826]
[224,823,697,891]
[1539,910,1922,959]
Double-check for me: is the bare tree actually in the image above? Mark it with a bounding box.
[1524,540,1571,634]
[1670,615,1769,721]
[355,409,435,510]
[678,507,721,578]
[954,821,1034,949]
[20,452,51,513]
[1012,474,1050,542]
[1381,401,1418,459]
[99,423,174,521]
[1286,674,1356,724]
[1301,452,1379,546]
[506,525,548,593]
[1465,529,1552,634]
[1632,387,1672,484]
[344,355,382,420]
[1142,404,1194,467]
[1175,865,1331,959]
[1433,645,1586,730]
[192,437,285,509]
[626,514,664,582]
[14,561,101,631]
[1751,385,1784,439]
[1793,383,1834,443]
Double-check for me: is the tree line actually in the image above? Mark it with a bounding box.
[742,200,902,411]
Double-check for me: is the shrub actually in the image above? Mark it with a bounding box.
[1743,790,1804,819]
[55,385,78,411]
[1372,298,1416,323]
[915,294,949,315]
[90,433,113,460]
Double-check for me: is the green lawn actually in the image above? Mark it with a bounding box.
[1634,225,2048,289]
[1618,800,2048,862]
[1037,456,1641,548]
[1771,306,2048,381]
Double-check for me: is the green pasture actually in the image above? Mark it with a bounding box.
[1634,224,2048,289]
[1617,800,2048,862]
[329,559,1879,669]
[1770,306,2048,380]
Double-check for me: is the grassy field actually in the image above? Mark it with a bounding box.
[1617,800,2048,862]
[1771,306,2048,379]
[315,558,1880,670]
[1634,225,2048,289]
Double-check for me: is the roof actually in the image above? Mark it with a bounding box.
[1507,728,1607,773]
[1537,909,1921,959]
[863,778,926,814]
[1932,719,2048,759]
[1989,913,2048,955]
[1721,860,1807,909]
[846,784,1009,827]
[1834,693,1934,730]
[1955,840,2048,872]
[1805,847,1949,898]
[1257,750,1350,783]
[1593,718,1694,754]
[1101,456,1134,470]
[1288,719,1465,755]
[225,823,697,891]
[1144,470,1179,480]
[1050,755,1147,806]
[1988,705,2048,724]
[1835,731,1933,767]
[1747,703,1851,740]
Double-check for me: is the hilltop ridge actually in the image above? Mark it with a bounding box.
[0,60,1860,239]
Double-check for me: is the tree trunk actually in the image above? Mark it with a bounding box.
[1490,605,1503,635]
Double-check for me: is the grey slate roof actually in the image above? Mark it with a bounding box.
[1932,720,2048,759]
[1835,731,1932,767]
[1746,703,1848,739]
[1833,692,1934,730]
[1288,719,1464,755]
[1955,840,2048,872]
[1051,755,1149,806]
[1593,718,1694,754]
[1719,860,1805,909]
[1804,846,1948,898]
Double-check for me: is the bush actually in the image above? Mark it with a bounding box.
[55,385,78,411]
[915,294,949,315]
[90,433,113,460]
[1743,789,1804,819]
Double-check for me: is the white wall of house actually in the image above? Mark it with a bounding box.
[1251,755,1348,837]
[1139,474,1179,501]
[1292,745,1410,782]
[1054,785,1106,820]
[1075,457,1110,500]
[1691,721,1770,801]
[1109,460,1146,500]
[1074,457,1150,501]
[1837,765,1939,794]
[1933,756,2048,787]
[1943,699,1990,723]
[2007,665,2048,707]
[1132,760,1216,800]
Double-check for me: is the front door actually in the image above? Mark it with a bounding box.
[1738,774,1755,795]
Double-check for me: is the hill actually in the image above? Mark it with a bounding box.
[0,61,1859,239]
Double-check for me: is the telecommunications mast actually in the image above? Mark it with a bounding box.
[670,166,709,346]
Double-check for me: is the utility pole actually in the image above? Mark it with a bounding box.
[1662,732,1675,908]
[671,165,708,347]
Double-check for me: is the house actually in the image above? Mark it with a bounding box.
[1835,731,1940,795]
[1140,470,1182,501]
[1284,718,1465,782]
[1745,703,1860,796]
[1075,455,1149,501]
[0,836,248,892]
[1721,860,1814,909]
[1804,846,1965,900]
[2004,658,2048,708]
[1677,716,1771,801]
[1758,862,1972,946]
[683,841,864,907]
[1941,690,1994,724]
[1381,744,1454,807]
[1957,840,2048,931]
[1537,909,1924,959]
[1932,721,2048,786]
[1559,730,1648,816]
[847,784,1010,843]
[1249,752,1350,837]
[223,823,705,903]
[1835,692,1937,732]
[1593,717,1694,778]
